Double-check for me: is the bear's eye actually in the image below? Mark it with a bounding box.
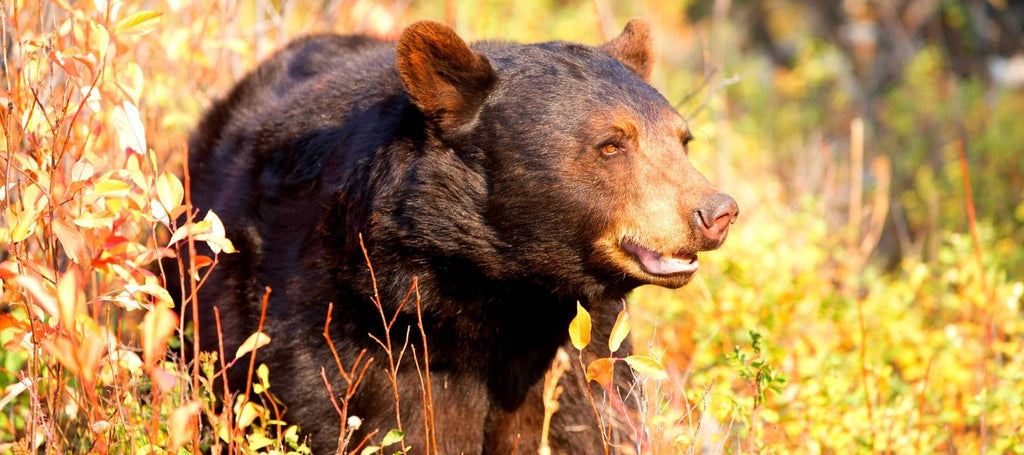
[682,132,695,147]
[600,143,621,156]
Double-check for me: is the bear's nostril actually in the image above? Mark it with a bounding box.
[695,193,739,243]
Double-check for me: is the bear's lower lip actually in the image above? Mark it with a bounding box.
[621,241,699,276]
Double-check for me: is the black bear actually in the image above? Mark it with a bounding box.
[182,19,738,454]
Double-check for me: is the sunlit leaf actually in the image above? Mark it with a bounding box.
[112,101,147,154]
[88,20,109,58]
[0,378,29,411]
[114,10,162,36]
[141,303,178,368]
[257,363,270,390]
[168,401,201,451]
[195,210,236,254]
[167,219,212,246]
[381,429,405,447]
[10,207,38,243]
[150,365,178,394]
[53,219,87,263]
[14,274,58,319]
[624,355,668,380]
[72,210,116,229]
[125,283,174,307]
[585,357,615,387]
[360,446,380,455]
[56,270,82,332]
[154,171,184,223]
[248,433,275,450]
[608,308,631,354]
[50,49,79,78]
[568,301,591,350]
[92,177,132,198]
[236,401,265,429]
[234,331,271,360]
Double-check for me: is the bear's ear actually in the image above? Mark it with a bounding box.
[397,20,496,136]
[600,18,653,81]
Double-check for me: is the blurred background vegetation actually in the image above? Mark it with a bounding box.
[1,0,1022,453]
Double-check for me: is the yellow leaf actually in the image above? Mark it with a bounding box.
[568,302,591,350]
[72,210,116,229]
[125,283,174,307]
[92,178,132,198]
[234,331,271,360]
[236,401,266,429]
[167,219,212,246]
[624,355,668,380]
[88,20,109,58]
[585,357,615,387]
[114,11,162,36]
[195,210,236,254]
[141,303,178,368]
[608,308,631,354]
[155,172,184,223]
[9,207,38,243]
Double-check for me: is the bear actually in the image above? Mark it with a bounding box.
[179,19,738,454]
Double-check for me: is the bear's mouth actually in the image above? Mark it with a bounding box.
[621,241,699,276]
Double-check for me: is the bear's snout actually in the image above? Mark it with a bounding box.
[693,192,738,249]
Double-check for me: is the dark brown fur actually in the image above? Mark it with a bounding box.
[177,19,735,453]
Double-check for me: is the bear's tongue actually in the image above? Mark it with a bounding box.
[625,242,699,276]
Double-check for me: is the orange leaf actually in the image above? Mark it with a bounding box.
[624,355,668,380]
[568,302,591,350]
[608,308,631,354]
[41,328,106,387]
[53,219,88,264]
[585,358,615,387]
[13,274,58,319]
[168,401,201,451]
[141,303,178,368]
[56,270,82,332]
[150,365,178,395]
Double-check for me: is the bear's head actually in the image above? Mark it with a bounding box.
[396,20,738,298]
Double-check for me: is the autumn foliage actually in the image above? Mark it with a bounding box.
[2,1,1023,454]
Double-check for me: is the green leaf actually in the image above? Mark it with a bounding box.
[360,446,380,455]
[247,433,274,450]
[568,302,591,350]
[381,429,405,447]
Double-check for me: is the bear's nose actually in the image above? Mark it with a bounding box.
[695,193,738,246]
